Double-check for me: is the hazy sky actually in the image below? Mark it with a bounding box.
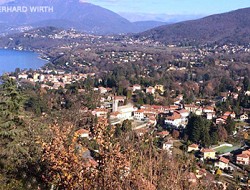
[83,0,250,15]
[0,0,250,21]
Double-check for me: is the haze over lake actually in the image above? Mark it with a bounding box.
[0,49,47,75]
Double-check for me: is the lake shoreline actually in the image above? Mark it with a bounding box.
[0,48,49,76]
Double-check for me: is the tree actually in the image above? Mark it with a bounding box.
[172,130,180,139]
[0,78,27,172]
[185,114,211,146]
[225,116,235,135]
[243,76,250,91]
[216,168,222,175]
[41,124,92,189]
[0,77,44,189]
[121,119,132,133]
[210,127,219,145]
[217,125,228,142]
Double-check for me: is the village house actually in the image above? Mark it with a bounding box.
[157,131,170,138]
[214,157,230,170]
[240,113,249,121]
[75,129,90,139]
[168,105,180,112]
[18,74,28,80]
[216,115,228,124]
[110,111,123,120]
[206,112,215,120]
[116,104,135,120]
[98,86,108,94]
[132,84,141,92]
[242,149,250,157]
[134,109,145,120]
[146,86,155,94]
[184,104,197,113]
[165,110,189,128]
[202,106,214,114]
[223,111,236,119]
[236,154,249,165]
[92,108,109,118]
[200,148,216,159]
[165,111,182,127]
[188,144,199,152]
[177,109,190,118]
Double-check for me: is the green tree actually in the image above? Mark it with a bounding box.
[225,116,235,135]
[0,78,44,189]
[186,114,211,146]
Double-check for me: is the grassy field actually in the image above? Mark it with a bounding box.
[213,145,241,154]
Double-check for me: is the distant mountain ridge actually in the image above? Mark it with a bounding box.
[0,0,167,34]
[137,7,250,45]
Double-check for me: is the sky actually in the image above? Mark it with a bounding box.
[0,0,250,21]
[82,0,250,15]
[81,0,250,21]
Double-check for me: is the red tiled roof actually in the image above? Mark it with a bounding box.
[94,108,108,112]
[189,144,199,148]
[157,131,169,136]
[223,111,230,115]
[237,154,249,159]
[177,109,189,113]
[110,111,121,116]
[201,148,215,153]
[76,129,89,135]
[166,111,181,120]
[219,157,229,164]
[242,150,250,156]
[221,115,228,120]
[204,106,214,110]
[135,109,145,113]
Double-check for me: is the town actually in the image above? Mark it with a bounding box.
[0,26,250,189]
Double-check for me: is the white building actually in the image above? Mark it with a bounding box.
[98,87,108,94]
[76,129,90,139]
[165,111,188,128]
[240,114,248,121]
[132,84,141,92]
[92,108,108,118]
[18,74,28,80]
[134,109,145,120]
[214,157,230,170]
[146,86,155,94]
[116,104,135,120]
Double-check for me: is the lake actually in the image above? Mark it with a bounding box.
[0,49,48,75]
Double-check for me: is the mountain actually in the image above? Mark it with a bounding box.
[0,0,165,35]
[136,8,250,45]
[133,21,169,32]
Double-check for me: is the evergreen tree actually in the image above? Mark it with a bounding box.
[225,116,235,135]
[186,114,211,146]
[0,78,26,171]
[243,76,250,91]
